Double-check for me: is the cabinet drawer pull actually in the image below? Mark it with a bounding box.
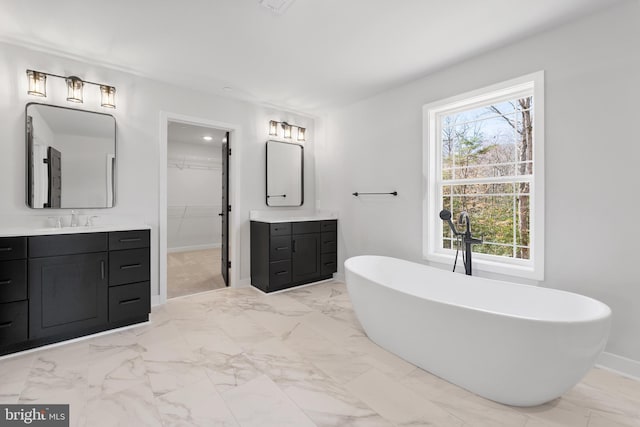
[275,246,288,251]
[323,240,334,244]
[0,279,11,285]
[119,297,141,305]
[0,321,12,329]
[120,263,142,270]
[324,262,336,266]
[119,238,142,243]
[275,271,288,276]
[101,261,105,280]
[0,247,13,252]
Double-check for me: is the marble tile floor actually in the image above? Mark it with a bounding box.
[1,281,639,426]
[167,248,226,299]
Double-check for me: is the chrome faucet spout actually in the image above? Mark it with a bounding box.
[70,210,80,227]
[458,211,471,234]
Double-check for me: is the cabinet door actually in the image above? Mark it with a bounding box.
[29,252,108,339]
[292,234,321,282]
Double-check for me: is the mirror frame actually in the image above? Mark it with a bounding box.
[25,102,117,209]
[265,140,304,207]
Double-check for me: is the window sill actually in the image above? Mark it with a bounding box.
[424,251,543,281]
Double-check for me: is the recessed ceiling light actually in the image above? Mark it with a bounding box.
[203,136,213,141]
[258,0,295,15]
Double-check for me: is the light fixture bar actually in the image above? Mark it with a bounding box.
[26,69,116,108]
[269,120,306,142]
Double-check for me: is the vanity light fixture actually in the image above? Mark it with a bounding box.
[100,85,116,108]
[26,69,117,108]
[269,120,278,136]
[297,127,306,142]
[268,120,306,142]
[282,122,292,139]
[26,70,47,97]
[66,76,84,103]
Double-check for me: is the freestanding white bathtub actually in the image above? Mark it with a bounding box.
[344,255,611,407]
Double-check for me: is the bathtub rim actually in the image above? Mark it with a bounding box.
[344,255,611,325]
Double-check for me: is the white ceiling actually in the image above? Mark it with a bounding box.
[0,0,625,113]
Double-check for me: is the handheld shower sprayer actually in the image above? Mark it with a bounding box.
[439,209,461,236]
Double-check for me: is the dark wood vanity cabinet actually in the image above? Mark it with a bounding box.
[107,231,151,325]
[0,229,150,356]
[251,220,337,293]
[0,237,29,349]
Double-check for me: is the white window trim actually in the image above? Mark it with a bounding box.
[422,71,545,281]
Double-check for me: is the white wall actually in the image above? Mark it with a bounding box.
[318,2,640,366]
[0,42,317,295]
[167,140,222,251]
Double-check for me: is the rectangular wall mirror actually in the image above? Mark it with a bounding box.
[266,140,303,206]
[26,103,116,208]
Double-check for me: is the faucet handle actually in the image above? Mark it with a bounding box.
[85,216,99,227]
[48,216,63,228]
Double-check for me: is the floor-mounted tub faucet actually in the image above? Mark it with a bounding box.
[440,209,483,275]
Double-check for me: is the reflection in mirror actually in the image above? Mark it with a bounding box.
[26,103,116,208]
[266,140,303,207]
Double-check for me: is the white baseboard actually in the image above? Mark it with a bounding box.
[235,277,252,288]
[151,295,162,306]
[596,351,640,381]
[168,243,221,253]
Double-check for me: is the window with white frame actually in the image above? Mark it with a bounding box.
[423,72,544,280]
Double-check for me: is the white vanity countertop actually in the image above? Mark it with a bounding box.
[250,210,338,223]
[0,224,151,238]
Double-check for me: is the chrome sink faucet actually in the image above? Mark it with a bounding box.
[70,210,80,227]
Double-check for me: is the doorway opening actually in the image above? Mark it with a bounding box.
[165,121,230,299]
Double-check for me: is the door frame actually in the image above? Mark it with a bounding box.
[158,112,241,305]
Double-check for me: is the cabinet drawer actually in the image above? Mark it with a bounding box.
[109,230,150,251]
[0,260,27,303]
[0,301,28,347]
[321,253,337,276]
[321,220,337,232]
[292,221,321,235]
[0,237,27,261]
[321,232,337,254]
[109,248,150,286]
[109,282,150,324]
[29,233,107,258]
[269,260,292,288]
[270,223,291,236]
[270,235,291,261]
